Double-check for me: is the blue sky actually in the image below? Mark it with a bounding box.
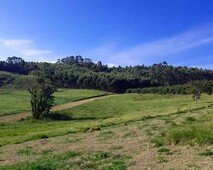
[0,0,213,68]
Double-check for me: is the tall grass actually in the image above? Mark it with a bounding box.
[166,111,213,145]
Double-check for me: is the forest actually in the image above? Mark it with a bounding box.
[0,56,213,93]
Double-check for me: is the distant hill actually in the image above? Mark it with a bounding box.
[0,71,32,89]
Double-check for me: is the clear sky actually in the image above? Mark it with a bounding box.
[0,0,213,68]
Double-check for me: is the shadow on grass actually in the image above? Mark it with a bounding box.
[71,117,104,121]
[42,112,72,121]
[43,112,111,121]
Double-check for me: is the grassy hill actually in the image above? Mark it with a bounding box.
[0,71,32,89]
[0,88,107,116]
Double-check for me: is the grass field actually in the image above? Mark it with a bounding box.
[0,93,212,147]
[0,92,213,169]
[0,88,107,116]
[60,94,213,120]
[166,109,213,145]
[1,97,213,169]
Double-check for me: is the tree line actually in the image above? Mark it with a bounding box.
[127,80,213,95]
[0,56,213,93]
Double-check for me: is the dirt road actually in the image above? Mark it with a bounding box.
[0,95,111,123]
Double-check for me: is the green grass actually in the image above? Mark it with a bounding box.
[0,88,107,116]
[0,89,30,115]
[2,151,130,170]
[199,149,213,157]
[185,116,196,122]
[157,147,172,155]
[166,110,213,145]
[53,88,108,105]
[151,137,165,147]
[0,94,212,147]
[16,147,36,156]
[158,156,168,163]
[59,94,213,120]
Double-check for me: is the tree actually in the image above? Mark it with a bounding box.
[5,56,26,74]
[192,91,201,104]
[6,56,24,65]
[190,81,203,104]
[28,71,56,119]
[202,81,213,95]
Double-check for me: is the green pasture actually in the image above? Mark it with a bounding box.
[0,88,107,116]
[0,93,212,147]
[61,94,213,120]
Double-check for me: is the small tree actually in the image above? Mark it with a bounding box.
[28,71,56,119]
[190,80,213,104]
[192,91,201,104]
[190,81,202,104]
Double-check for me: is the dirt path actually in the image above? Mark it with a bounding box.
[0,95,112,123]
